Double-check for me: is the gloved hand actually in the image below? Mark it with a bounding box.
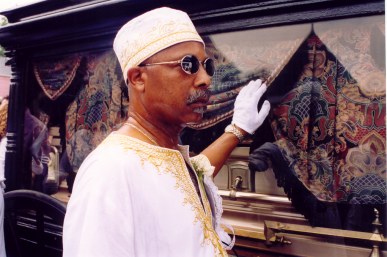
[232,79,271,134]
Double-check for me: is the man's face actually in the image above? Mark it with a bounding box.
[140,41,212,128]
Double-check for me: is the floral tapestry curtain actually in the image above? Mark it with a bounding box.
[64,50,128,172]
[33,50,129,172]
[33,54,81,100]
[267,16,386,204]
[247,16,385,230]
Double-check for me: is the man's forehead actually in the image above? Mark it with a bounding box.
[151,41,207,59]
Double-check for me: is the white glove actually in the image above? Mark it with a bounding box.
[232,79,271,134]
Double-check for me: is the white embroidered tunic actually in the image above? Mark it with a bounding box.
[63,133,228,257]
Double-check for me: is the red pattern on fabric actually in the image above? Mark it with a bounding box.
[270,29,385,203]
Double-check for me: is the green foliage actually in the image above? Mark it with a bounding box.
[0,15,8,57]
[0,15,7,26]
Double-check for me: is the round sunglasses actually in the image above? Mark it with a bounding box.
[139,55,215,77]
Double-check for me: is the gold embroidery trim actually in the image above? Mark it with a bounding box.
[100,134,227,256]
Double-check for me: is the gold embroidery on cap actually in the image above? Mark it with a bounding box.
[121,31,203,72]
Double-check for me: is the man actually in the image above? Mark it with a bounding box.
[63,7,270,257]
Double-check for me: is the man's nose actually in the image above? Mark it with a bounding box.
[194,65,211,88]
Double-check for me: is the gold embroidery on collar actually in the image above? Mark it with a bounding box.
[101,134,227,256]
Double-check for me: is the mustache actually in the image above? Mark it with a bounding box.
[186,89,211,104]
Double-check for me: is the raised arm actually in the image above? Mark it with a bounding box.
[201,79,271,176]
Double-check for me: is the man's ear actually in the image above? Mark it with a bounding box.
[127,67,146,91]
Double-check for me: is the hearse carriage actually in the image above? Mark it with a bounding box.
[0,1,385,256]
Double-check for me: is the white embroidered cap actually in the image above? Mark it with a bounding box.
[113,7,204,83]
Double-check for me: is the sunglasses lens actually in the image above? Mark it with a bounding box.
[204,58,215,77]
[180,55,215,76]
[181,55,199,74]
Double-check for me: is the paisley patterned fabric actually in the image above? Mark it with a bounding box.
[65,50,128,172]
[269,18,385,204]
[33,54,81,100]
